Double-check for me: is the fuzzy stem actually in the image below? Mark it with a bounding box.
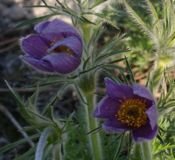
[53,143,63,160]
[141,141,152,160]
[80,75,103,160]
[134,141,152,160]
[86,94,103,160]
[84,92,103,160]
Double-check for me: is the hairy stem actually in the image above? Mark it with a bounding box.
[134,141,152,160]
[53,143,63,160]
[142,141,152,160]
[80,75,103,160]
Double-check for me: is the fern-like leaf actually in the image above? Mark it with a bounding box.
[123,0,157,44]
[145,0,159,23]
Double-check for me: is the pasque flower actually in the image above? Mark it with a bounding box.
[94,78,158,142]
[20,19,83,74]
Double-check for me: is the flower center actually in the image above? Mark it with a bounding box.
[116,99,147,128]
[53,45,74,55]
[49,37,74,56]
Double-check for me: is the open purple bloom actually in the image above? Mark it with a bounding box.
[20,19,83,74]
[94,78,158,142]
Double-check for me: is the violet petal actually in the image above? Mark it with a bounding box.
[48,36,82,57]
[132,121,158,142]
[132,84,155,102]
[34,19,81,39]
[40,33,64,43]
[105,78,133,99]
[103,118,128,133]
[20,55,53,73]
[42,53,80,74]
[34,20,50,33]
[94,95,120,118]
[146,105,158,129]
[20,35,48,59]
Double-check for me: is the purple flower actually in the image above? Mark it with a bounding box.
[94,78,158,142]
[20,19,83,74]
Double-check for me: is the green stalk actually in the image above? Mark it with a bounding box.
[79,74,103,160]
[134,141,152,160]
[84,91,103,160]
[53,143,63,160]
[142,142,152,160]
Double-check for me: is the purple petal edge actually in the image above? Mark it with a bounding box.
[102,118,128,133]
[94,95,120,118]
[104,78,133,99]
[146,104,158,129]
[48,36,82,57]
[132,84,155,102]
[20,55,54,73]
[42,53,81,74]
[132,122,158,142]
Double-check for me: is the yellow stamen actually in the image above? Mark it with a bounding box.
[49,37,74,55]
[53,46,74,55]
[116,98,147,128]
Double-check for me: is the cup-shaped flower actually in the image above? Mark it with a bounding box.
[94,78,158,142]
[20,19,83,74]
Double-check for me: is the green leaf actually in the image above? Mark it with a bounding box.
[101,68,122,83]
[24,5,58,11]
[27,83,40,113]
[38,77,73,86]
[14,147,35,160]
[112,134,125,160]
[74,83,87,105]
[95,50,127,63]
[145,0,159,23]
[124,56,135,83]
[27,109,52,126]
[15,14,58,28]
[5,80,24,108]
[94,34,125,62]
[5,80,32,120]
[124,0,156,42]
[82,56,91,70]
[89,0,108,9]
[0,134,38,155]
[154,144,175,156]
